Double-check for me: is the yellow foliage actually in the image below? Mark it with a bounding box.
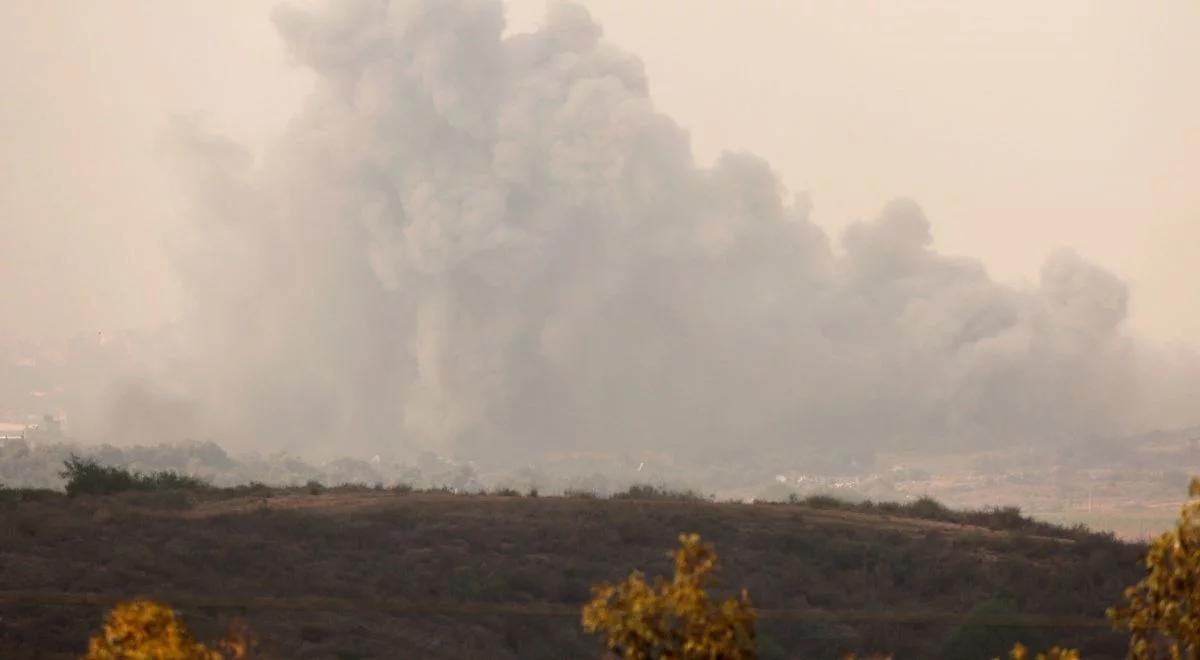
[86,599,249,660]
[582,533,756,659]
[1005,642,1080,660]
[1108,477,1200,659]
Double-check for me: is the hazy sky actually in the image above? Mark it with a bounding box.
[2,0,1197,349]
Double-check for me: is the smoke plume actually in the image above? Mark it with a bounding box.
[47,0,1200,465]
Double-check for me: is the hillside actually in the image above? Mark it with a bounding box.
[0,488,1142,659]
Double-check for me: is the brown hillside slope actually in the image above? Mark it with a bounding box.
[0,491,1140,658]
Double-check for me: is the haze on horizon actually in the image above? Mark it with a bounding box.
[1,0,1198,464]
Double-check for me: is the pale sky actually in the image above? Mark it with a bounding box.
[2,1,1198,349]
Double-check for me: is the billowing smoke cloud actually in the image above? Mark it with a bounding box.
[52,0,1200,465]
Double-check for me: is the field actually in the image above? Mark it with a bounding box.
[0,487,1144,659]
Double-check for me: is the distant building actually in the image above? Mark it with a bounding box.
[21,414,64,444]
[0,421,25,442]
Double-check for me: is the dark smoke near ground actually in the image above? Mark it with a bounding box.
[6,0,1200,472]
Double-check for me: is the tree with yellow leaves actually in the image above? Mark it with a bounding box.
[1108,477,1200,659]
[582,532,756,659]
[86,599,249,660]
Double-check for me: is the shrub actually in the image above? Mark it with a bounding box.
[150,471,209,491]
[305,480,325,495]
[0,484,62,506]
[86,599,250,659]
[904,496,951,521]
[940,599,1045,659]
[1109,477,1200,658]
[492,487,521,497]
[986,506,1027,530]
[60,455,141,496]
[59,454,208,497]
[789,494,1087,540]
[582,533,756,659]
[610,484,711,502]
[229,481,272,497]
[563,488,599,499]
[801,494,847,509]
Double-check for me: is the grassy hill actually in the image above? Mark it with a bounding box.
[0,487,1142,658]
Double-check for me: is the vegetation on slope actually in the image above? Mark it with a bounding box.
[0,456,1176,658]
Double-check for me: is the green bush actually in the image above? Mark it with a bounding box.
[0,484,63,506]
[0,484,55,502]
[800,494,846,509]
[227,481,273,497]
[905,496,951,520]
[782,493,1084,540]
[58,454,208,497]
[941,599,1047,659]
[149,471,209,491]
[610,484,711,502]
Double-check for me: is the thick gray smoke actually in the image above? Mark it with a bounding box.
[40,0,1200,465]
